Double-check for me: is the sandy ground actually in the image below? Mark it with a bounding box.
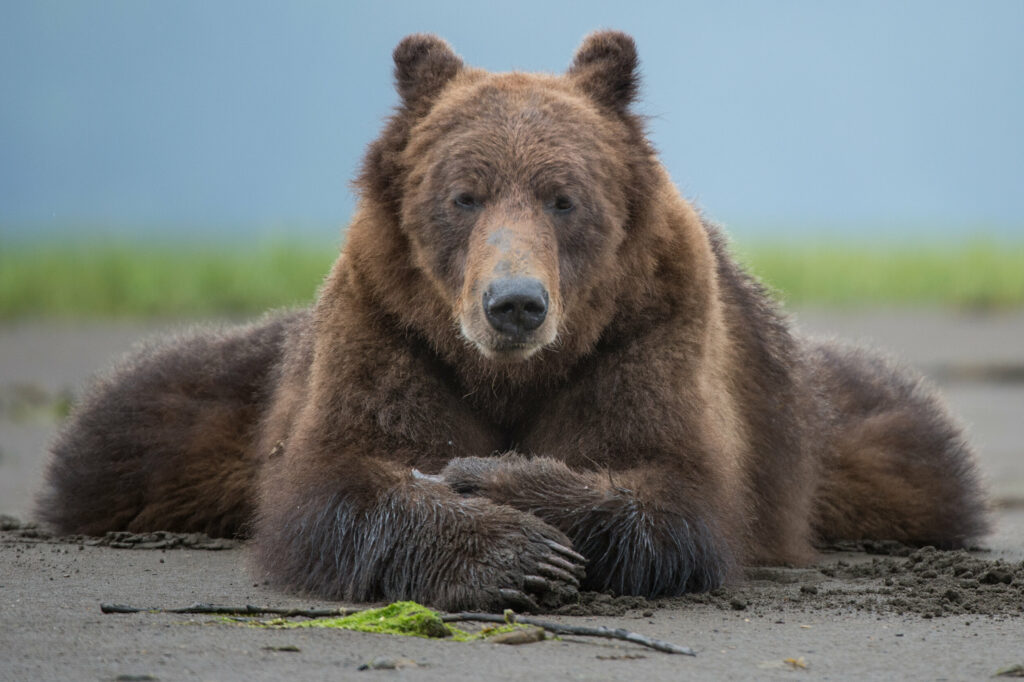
[1,308,1023,681]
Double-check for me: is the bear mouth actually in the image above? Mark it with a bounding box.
[477,338,546,362]
[458,323,549,362]
[493,340,536,353]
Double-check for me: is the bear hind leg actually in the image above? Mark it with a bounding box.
[35,313,301,537]
[808,342,990,549]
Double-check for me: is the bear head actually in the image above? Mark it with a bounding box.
[354,31,662,369]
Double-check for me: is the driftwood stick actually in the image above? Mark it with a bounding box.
[100,602,695,655]
[442,612,696,656]
[100,602,359,618]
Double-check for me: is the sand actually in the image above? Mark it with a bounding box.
[2,309,1023,680]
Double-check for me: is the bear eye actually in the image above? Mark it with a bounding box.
[453,193,481,210]
[551,195,575,214]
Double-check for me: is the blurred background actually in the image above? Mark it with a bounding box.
[2,0,1023,314]
[1,2,1023,515]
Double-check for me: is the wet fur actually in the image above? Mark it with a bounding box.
[37,32,989,610]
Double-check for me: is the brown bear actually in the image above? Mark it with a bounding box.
[36,31,989,611]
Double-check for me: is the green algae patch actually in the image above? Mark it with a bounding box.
[289,601,452,639]
[227,601,541,643]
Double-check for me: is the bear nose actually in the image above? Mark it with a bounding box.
[483,277,549,336]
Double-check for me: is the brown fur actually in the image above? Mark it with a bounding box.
[36,32,989,611]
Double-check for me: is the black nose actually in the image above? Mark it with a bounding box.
[483,277,549,336]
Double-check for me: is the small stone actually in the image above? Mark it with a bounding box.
[980,570,1013,585]
[358,657,420,671]
[993,663,1024,678]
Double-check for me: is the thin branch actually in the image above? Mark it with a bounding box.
[100,602,359,618]
[442,612,696,656]
[100,602,696,656]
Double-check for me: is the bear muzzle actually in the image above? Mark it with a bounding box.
[459,276,558,361]
[458,219,560,360]
[482,277,549,339]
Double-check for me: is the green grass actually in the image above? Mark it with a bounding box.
[0,241,336,318]
[1,238,1022,319]
[736,240,1024,309]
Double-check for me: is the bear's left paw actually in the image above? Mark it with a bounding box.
[441,456,507,495]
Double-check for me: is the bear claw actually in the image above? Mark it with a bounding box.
[542,538,587,564]
[523,574,551,591]
[544,553,587,579]
[537,562,581,587]
[499,588,541,612]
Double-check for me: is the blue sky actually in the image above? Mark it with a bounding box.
[1,1,1022,241]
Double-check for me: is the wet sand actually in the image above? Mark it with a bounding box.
[1,309,1022,680]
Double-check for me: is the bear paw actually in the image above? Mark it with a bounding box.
[440,455,508,495]
[436,507,587,612]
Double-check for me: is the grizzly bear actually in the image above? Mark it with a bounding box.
[36,31,989,611]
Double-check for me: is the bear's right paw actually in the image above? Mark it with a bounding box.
[439,511,587,612]
[496,536,588,611]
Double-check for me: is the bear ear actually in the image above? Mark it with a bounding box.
[393,34,463,111]
[567,30,640,114]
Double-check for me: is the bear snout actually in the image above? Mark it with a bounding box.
[483,277,549,338]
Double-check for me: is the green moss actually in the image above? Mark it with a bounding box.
[227,601,538,643]
[289,601,452,639]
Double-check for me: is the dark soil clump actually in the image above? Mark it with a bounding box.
[664,546,1024,619]
[0,515,237,550]
[554,592,654,617]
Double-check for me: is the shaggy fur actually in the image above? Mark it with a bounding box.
[36,31,989,611]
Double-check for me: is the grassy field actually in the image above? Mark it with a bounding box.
[0,242,336,318]
[735,240,1024,309]
[1,239,1022,319]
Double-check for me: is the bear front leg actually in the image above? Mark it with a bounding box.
[253,458,585,611]
[442,454,734,597]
